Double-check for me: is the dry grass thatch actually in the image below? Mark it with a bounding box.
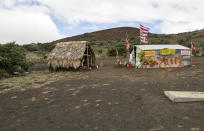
[47,41,95,70]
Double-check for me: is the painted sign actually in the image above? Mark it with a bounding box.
[181,50,191,56]
[142,56,184,68]
[160,49,176,55]
[145,51,155,56]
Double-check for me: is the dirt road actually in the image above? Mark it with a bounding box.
[0,57,204,131]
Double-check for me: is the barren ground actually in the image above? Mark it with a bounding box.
[0,57,204,131]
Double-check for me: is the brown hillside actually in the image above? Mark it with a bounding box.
[55,27,140,43]
[55,27,204,47]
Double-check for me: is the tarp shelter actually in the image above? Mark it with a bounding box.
[47,41,95,70]
[129,45,191,68]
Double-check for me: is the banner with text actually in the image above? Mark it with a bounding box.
[160,49,176,55]
[145,51,156,56]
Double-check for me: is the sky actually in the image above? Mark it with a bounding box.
[0,0,204,45]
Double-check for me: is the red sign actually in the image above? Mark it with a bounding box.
[181,50,191,56]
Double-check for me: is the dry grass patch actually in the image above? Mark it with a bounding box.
[0,71,85,94]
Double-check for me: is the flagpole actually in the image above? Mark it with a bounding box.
[126,32,130,64]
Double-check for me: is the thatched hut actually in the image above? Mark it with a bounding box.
[47,41,95,71]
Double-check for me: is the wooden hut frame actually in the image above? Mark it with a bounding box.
[81,43,96,69]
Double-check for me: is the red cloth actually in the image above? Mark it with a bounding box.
[126,33,130,50]
[116,49,120,61]
[191,42,196,51]
[127,63,133,67]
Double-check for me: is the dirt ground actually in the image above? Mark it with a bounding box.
[0,57,204,131]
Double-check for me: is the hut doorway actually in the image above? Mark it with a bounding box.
[82,44,95,69]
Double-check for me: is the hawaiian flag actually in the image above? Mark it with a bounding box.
[140,31,149,36]
[116,49,120,61]
[126,33,130,50]
[140,36,148,44]
[191,41,196,51]
[140,24,150,31]
[140,24,150,44]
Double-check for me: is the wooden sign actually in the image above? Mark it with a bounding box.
[181,50,191,56]
[160,49,175,55]
[145,51,155,56]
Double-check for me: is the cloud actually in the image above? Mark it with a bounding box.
[35,0,204,34]
[36,0,157,24]
[0,2,63,45]
[1,0,204,44]
[159,21,204,34]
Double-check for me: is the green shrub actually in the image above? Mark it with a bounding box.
[0,69,9,78]
[23,42,56,53]
[80,33,93,38]
[107,43,128,57]
[23,44,38,51]
[43,55,48,59]
[107,47,116,56]
[177,39,186,45]
[138,51,145,62]
[97,49,103,54]
[0,42,31,77]
[192,49,200,56]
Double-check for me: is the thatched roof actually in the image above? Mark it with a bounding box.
[47,41,94,69]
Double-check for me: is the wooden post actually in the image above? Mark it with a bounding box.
[87,44,89,69]
[90,51,92,66]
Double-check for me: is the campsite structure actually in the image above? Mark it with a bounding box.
[129,45,191,68]
[47,41,95,71]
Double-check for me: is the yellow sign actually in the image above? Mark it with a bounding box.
[145,51,155,56]
[160,49,175,55]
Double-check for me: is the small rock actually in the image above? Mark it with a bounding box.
[82,99,88,102]
[11,96,17,99]
[24,72,29,76]
[44,98,48,100]
[83,103,90,106]
[95,99,102,102]
[115,102,119,105]
[177,124,183,128]
[144,82,148,85]
[74,106,80,109]
[31,97,36,102]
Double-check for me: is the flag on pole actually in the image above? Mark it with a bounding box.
[140,24,150,44]
[140,36,148,44]
[191,41,196,51]
[126,33,130,50]
[140,24,150,30]
[140,32,148,37]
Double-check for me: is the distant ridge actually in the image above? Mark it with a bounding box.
[54,27,204,47]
